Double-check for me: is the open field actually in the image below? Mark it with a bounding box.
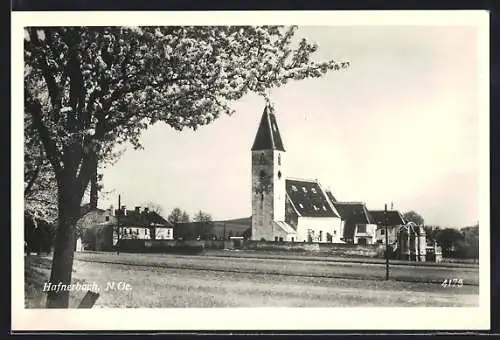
[25,251,479,308]
[202,249,480,268]
[75,251,479,285]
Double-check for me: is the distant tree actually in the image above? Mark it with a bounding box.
[193,210,213,223]
[435,228,464,255]
[167,207,183,225]
[423,225,441,245]
[402,211,424,226]
[142,201,164,216]
[460,223,479,260]
[180,211,191,223]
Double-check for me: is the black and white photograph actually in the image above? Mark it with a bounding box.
[13,10,489,331]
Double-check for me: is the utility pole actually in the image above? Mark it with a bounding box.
[384,203,389,280]
[117,194,121,255]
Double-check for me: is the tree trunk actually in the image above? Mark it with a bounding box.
[45,182,80,308]
[89,165,98,210]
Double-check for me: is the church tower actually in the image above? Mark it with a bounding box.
[251,106,286,241]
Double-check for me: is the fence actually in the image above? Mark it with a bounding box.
[105,238,387,258]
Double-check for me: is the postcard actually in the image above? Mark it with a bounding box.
[13,10,490,331]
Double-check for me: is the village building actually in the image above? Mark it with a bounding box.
[332,202,378,245]
[248,105,428,249]
[174,217,251,241]
[77,205,173,250]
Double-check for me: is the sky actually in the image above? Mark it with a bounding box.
[98,25,480,228]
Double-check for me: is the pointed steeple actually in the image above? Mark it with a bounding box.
[251,105,285,152]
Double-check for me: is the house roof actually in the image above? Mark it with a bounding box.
[285,179,340,218]
[369,210,406,226]
[333,202,373,224]
[115,209,172,227]
[251,106,285,152]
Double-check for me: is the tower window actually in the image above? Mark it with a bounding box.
[259,153,265,164]
[259,170,266,180]
[278,171,282,179]
[105,216,110,221]
[278,154,281,165]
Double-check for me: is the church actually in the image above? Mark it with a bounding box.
[250,105,405,245]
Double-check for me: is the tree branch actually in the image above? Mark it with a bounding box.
[26,89,63,178]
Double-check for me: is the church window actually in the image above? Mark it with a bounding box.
[292,185,298,192]
[302,187,307,193]
[259,170,266,180]
[278,154,281,165]
[278,171,282,179]
[105,216,110,221]
[259,153,265,164]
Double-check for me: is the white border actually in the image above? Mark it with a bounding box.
[12,10,490,331]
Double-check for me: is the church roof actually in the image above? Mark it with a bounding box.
[333,202,374,225]
[285,179,340,218]
[369,210,406,226]
[325,190,337,203]
[251,106,285,152]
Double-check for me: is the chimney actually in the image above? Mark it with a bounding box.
[121,205,127,216]
[135,206,141,213]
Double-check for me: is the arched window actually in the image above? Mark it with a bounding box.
[259,153,265,164]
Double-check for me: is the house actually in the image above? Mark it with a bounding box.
[333,202,378,245]
[77,205,173,250]
[369,210,406,244]
[112,206,173,242]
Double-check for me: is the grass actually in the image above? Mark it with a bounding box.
[25,252,479,308]
[24,255,92,308]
